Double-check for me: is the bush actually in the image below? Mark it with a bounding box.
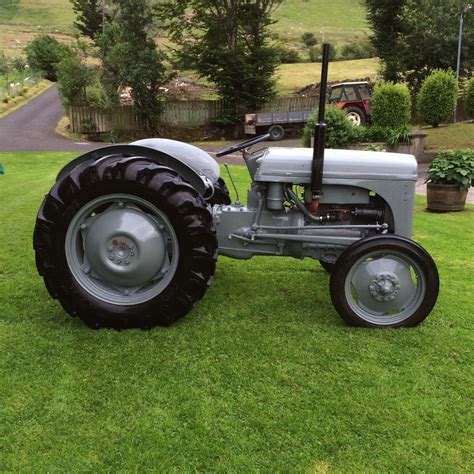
[308,46,319,63]
[302,105,358,148]
[276,45,300,64]
[371,82,411,128]
[340,40,376,60]
[56,55,94,106]
[356,125,411,146]
[417,69,458,127]
[466,78,474,119]
[301,32,317,48]
[2,95,11,104]
[428,150,474,191]
[25,35,72,81]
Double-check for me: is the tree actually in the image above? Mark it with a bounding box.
[96,0,166,130]
[371,82,412,128]
[364,0,474,90]
[159,0,282,126]
[0,51,13,91]
[363,0,406,82]
[71,0,111,40]
[11,57,28,82]
[25,35,72,81]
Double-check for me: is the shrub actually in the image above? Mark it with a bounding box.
[466,77,474,119]
[417,69,458,128]
[301,32,317,48]
[276,45,300,64]
[427,150,474,191]
[2,95,11,104]
[308,46,319,63]
[25,35,72,81]
[371,82,411,128]
[56,55,94,106]
[340,40,376,60]
[302,105,358,148]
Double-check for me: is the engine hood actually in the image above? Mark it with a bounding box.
[254,147,418,183]
[132,138,220,183]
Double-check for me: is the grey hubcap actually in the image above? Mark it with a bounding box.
[65,194,179,306]
[345,251,426,325]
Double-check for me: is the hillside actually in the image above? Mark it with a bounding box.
[0,0,369,55]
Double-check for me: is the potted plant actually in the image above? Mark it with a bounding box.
[426,150,474,211]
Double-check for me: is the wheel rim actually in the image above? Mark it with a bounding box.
[347,112,361,126]
[344,250,426,326]
[65,193,179,306]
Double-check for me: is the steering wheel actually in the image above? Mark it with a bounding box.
[215,133,271,158]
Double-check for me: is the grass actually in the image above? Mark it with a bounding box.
[276,58,380,95]
[423,122,474,150]
[1,152,473,471]
[272,0,369,43]
[0,0,368,43]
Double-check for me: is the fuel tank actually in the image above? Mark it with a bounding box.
[254,148,418,183]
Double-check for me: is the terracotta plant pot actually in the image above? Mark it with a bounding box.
[426,183,468,212]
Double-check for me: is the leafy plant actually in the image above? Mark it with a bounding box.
[466,77,474,119]
[339,40,375,60]
[275,45,300,64]
[301,32,317,48]
[356,125,411,145]
[417,69,458,128]
[363,144,386,152]
[302,105,359,148]
[56,54,94,106]
[25,35,72,81]
[427,150,474,191]
[371,82,411,128]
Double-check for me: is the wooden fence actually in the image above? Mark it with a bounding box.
[68,96,320,133]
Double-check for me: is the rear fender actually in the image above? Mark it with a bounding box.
[56,144,213,197]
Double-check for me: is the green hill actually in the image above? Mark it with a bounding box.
[0,0,369,50]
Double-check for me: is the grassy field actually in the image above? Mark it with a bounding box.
[0,0,368,53]
[423,122,474,150]
[276,57,380,95]
[1,152,473,471]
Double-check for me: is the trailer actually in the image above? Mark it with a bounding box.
[244,110,313,141]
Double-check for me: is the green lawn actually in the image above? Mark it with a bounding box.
[423,122,474,151]
[1,152,473,472]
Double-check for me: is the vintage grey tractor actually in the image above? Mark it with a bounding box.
[33,46,439,330]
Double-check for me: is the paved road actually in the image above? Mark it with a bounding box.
[0,86,95,152]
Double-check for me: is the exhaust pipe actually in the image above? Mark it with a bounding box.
[309,43,330,214]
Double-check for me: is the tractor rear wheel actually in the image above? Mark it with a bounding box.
[34,156,217,329]
[345,106,365,126]
[330,235,439,328]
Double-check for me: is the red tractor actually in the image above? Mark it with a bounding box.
[328,81,372,126]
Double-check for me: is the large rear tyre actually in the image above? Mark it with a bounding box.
[330,235,439,328]
[345,106,365,126]
[34,156,217,329]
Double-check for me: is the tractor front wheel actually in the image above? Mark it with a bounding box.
[330,235,439,328]
[34,156,217,329]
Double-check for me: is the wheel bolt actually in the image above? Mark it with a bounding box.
[159,224,165,230]
[125,259,130,265]
[124,289,130,296]
[80,223,87,230]
[83,266,91,274]
[108,245,113,252]
[109,255,114,260]
[131,252,135,256]
[117,260,121,264]
[118,202,125,208]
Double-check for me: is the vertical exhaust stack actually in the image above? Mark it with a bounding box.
[309,43,330,214]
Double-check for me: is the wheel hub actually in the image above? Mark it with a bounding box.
[369,273,401,302]
[84,207,166,287]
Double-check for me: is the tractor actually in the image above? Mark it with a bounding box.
[328,81,372,126]
[33,46,439,330]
